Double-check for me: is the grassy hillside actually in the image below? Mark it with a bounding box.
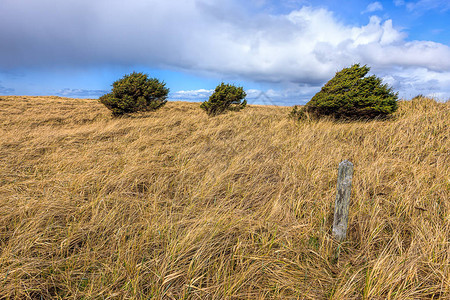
[0,96,449,299]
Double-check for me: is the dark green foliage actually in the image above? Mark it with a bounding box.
[99,72,169,116]
[289,105,305,120]
[291,64,398,120]
[200,83,247,116]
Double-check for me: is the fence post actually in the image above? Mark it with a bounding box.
[332,160,354,242]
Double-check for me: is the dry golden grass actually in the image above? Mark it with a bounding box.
[0,95,449,299]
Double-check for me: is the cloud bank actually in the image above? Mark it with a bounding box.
[57,88,108,98]
[169,85,326,106]
[170,89,214,101]
[1,0,450,100]
[0,82,14,94]
[405,0,450,12]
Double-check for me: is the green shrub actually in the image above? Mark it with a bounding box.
[291,64,398,120]
[200,83,247,116]
[99,72,169,116]
[289,105,305,120]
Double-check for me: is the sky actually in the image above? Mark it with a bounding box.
[1,0,450,105]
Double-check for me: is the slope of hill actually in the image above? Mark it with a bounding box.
[0,96,449,299]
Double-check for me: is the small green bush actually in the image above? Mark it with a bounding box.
[200,83,247,116]
[291,64,398,120]
[99,72,169,116]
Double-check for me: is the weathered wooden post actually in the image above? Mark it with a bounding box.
[332,160,354,242]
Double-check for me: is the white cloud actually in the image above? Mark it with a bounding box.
[362,2,384,14]
[405,0,450,12]
[57,88,108,98]
[170,89,214,101]
[381,67,450,100]
[0,82,15,94]
[1,0,450,101]
[394,0,405,6]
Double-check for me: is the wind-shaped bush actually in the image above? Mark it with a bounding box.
[293,64,398,120]
[200,83,247,116]
[100,72,169,116]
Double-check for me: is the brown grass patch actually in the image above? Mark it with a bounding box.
[0,95,449,299]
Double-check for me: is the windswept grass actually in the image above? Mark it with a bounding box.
[0,95,449,299]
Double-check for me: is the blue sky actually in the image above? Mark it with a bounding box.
[1,0,450,105]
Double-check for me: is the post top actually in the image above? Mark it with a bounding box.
[339,160,353,167]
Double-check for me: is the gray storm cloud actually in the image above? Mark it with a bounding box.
[1,0,450,97]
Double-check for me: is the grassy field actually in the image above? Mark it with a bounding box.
[0,95,449,299]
